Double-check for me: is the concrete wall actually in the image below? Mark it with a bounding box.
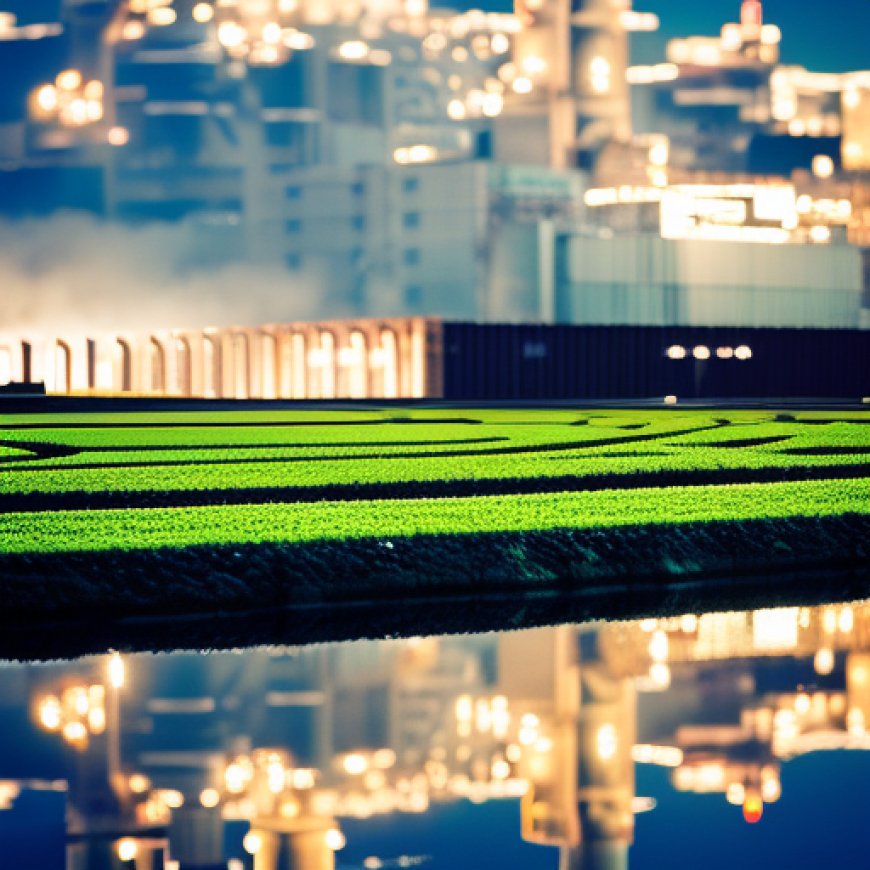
[556,234,864,328]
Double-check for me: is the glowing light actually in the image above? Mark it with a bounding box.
[217,21,247,49]
[122,20,145,40]
[743,792,763,824]
[193,3,214,23]
[692,345,711,360]
[649,629,669,662]
[760,24,781,45]
[447,99,466,120]
[243,832,263,855]
[108,652,125,689]
[147,7,176,25]
[491,33,510,54]
[284,31,314,49]
[200,788,220,808]
[129,773,150,794]
[325,829,346,851]
[648,141,669,167]
[590,55,611,94]
[716,346,734,359]
[373,748,396,769]
[839,607,854,633]
[108,126,130,146]
[56,70,82,91]
[812,154,835,179]
[162,789,184,809]
[649,662,671,688]
[481,92,503,117]
[809,225,831,243]
[36,84,58,113]
[596,724,618,761]
[38,696,62,731]
[511,76,532,94]
[734,345,752,360]
[63,721,87,744]
[666,344,687,360]
[343,753,369,776]
[116,838,138,862]
[762,778,781,803]
[664,395,678,405]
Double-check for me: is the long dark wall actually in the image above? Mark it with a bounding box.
[441,323,870,400]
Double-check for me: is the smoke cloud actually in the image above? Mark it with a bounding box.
[0,211,355,335]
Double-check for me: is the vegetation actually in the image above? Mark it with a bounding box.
[0,407,867,636]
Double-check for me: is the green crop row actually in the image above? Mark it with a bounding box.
[0,478,865,554]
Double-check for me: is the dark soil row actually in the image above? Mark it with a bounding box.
[2,463,867,513]
[0,514,867,654]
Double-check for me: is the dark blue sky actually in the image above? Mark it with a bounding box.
[4,0,869,72]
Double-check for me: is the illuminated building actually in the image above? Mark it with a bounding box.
[0,0,868,335]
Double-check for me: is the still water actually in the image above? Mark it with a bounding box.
[3,601,869,869]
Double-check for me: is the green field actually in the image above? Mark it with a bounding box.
[1,407,868,554]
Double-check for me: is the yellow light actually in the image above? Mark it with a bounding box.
[760,24,781,45]
[108,652,125,689]
[692,345,711,361]
[325,829,346,851]
[596,724,618,761]
[63,721,87,745]
[734,345,752,360]
[88,706,106,735]
[794,693,811,715]
[122,20,145,40]
[200,788,220,808]
[664,395,678,405]
[56,69,82,91]
[491,759,510,780]
[372,749,397,769]
[86,100,103,122]
[262,21,282,44]
[162,789,184,809]
[225,763,246,794]
[761,777,781,803]
[491,33,509,54]
[36,84,58,113]
[192,3,214,24]
[665,345,686,360]
[511,76,532,95]
[147,7,176,26]
[648,629,669,662]
[108,126,130,147]
[812,154,835,179]
[343,753,369,776]
[648,141,669,167]
[649,662,671,688]
[116,838,138,862]
[83,80,103,101]
[129,773,150,794]
[38,696,62,731]
[447,99,466,120]
[809,225,831,243]
[481,92,503,117]
[838,607,854,633]
[814,648,835,676]
[338,40,368,60]
[243,832,263,855]
[217,21,247,49]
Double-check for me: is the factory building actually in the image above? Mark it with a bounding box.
[3,318,868,400]
[1,0,870,341]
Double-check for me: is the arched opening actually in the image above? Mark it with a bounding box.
[203,334,221,398]
[150,338,166,393]
[114,339,132,392]
[232,333,250,399]
[278,333,294,399]
[54,340,71,394]
[291,333,307,399]
[0,346,12,386]
[260,332,278,399]
[342,330,369,399]
[380,328,399,399]
[175,336,192,396]
[317,331,336,399]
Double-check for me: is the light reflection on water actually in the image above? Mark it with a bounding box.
[3,600,870,869]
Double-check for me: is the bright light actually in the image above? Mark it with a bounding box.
[447,99,466,120]
[56,69,82,91]
[129,773,150,794]
[648,141,669,167]
[596,724,618,761]
[481,92,503,117]
[343,753,369,776]
[734,345,752,360]
[162,789,184,809]
[200,788,220,808]
[511,76,532,94]
[716,346,734,359]
[743,792,763,824]
[325,829,346,851]
[809,225,831,243]
[108,652,125,689]
[243,832,263,855]
[63,721,87,744]
[122,20,145,40]
[108,126,130,147]
[36,85,58,113]
[692,345,711,360]
[339,40,369,60]
[664,395,678,405]
[760,24,781,45]
[649,662,671,688]
[217,21,247,49]
[666,344,687,360]
[812,154,835,179]
[38,697,62,731]
[116,838,138,862]
[284,30,315,49]
[147,7,176,26]
[491,33,510,54]
[373,749,397,769]
[192,3,214,23]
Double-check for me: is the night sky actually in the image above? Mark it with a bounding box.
[4,0,869,73]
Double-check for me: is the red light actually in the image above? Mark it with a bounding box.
[741,0,763,29]
[743,793,764,824]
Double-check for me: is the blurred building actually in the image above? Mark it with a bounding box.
[0,0,869,337]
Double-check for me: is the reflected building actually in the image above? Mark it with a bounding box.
[6,599,870,867]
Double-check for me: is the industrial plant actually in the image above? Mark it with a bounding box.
[1,0,869,397]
